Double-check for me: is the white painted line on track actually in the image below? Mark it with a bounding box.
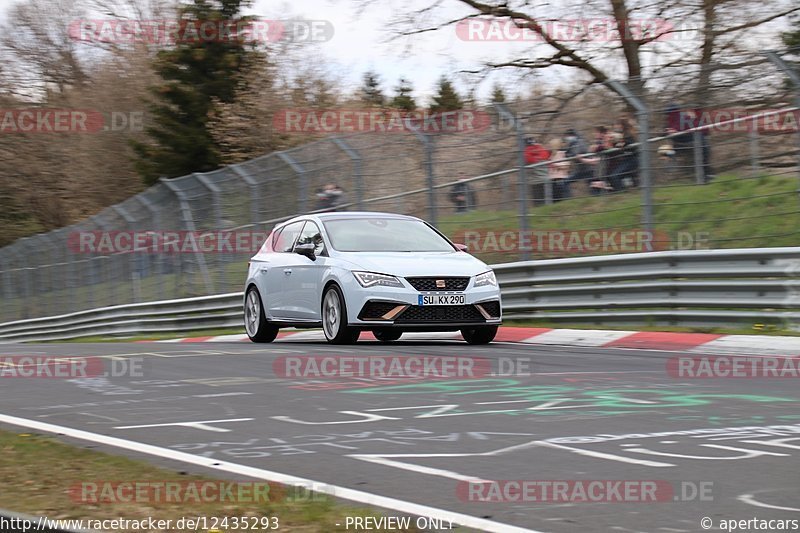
[738,493,800,512]
[353,454,493,483]
[533,441,673,467]
[0,413,542,533]
[114,418,254,432]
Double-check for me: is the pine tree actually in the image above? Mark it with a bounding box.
[360,70,385,107]
[782,16,800,49]
[391,77,416,111]
[132,0,256,184]
[491,84,507,104]
[429,77,463,112]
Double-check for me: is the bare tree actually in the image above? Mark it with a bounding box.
[1,0,90,95]
[393,0,799,105]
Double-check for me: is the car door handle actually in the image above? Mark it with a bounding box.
[284,269,292,275]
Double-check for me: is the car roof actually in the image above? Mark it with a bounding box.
[279,211,421,227]
[314,211,419,221]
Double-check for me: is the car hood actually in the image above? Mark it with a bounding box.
[334,251,491,277]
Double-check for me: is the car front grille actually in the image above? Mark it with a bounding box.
[406,277,470,292]
[395,304,485,323]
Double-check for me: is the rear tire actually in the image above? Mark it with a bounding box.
[245,287,279,343]
[373,329,402,342]
[461,325,498,345]
[322,285,360,344]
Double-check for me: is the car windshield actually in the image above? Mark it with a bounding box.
[323,218,455,252]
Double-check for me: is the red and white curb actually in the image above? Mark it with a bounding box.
[144,328,800,355]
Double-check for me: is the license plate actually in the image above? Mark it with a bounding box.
[418,294,466,306]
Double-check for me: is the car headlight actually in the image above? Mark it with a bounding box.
[353,271,404,288]
[474,270,497,287]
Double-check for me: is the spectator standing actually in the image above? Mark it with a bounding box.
[586,126,613,195]
[523,136,550,206]
[564,128,591,195]
[316,183,348,211]
[449,172,476,213]
[607,118,638,191]
[547,139,571,202]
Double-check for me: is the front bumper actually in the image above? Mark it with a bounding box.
[342,276,502,330]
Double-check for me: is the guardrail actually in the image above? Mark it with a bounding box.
[1,248,798,342]
[0,293,243,343]
[495,247,800,329]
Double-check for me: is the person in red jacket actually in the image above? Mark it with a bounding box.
[524,137,550,164]
[523,137,550,205]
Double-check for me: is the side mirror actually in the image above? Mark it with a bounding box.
[454,243,469,252]
[295,243,316,260]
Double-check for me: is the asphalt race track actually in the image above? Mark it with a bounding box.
[2,337,800,532]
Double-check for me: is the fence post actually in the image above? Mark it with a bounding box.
[606,80,653,232]
[494,103,530,261]
[764,51,800,192]
[89,214,116,307]
[749,126,761,176]
[112,205,142,304]
[276,152,308,213]
[38,228,69,314]
[53,226,78,313]
[332,137,364,210]
[14,238,35,320]
[30,237,47,315]
[1,247,19,321]
[230,165,261,224]
[160,178,215,296]
[406,126,437,225]
[193,172,224,292]
[136,194,166,299]
[692,131,705,185]
[193,173,223,229]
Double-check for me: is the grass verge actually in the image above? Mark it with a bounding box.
[0,429,420,532]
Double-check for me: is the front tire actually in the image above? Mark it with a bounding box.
[373,329,402,342]
[322,285,360,344]
[245,287,279,343]
[461,325,498,345]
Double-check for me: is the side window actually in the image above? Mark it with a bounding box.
[259,227,281,253]
[295,221,326,256]
[274,222,304,253]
